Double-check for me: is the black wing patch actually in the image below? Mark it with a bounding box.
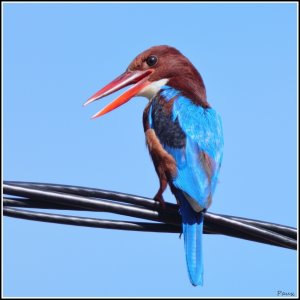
[150,97,186,148]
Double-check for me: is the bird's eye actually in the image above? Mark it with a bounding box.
[146,55,158,67]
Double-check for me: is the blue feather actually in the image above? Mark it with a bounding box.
[176,189,204,286]
[149,85,224,286]
[160,86,224,210]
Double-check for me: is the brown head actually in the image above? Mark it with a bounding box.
[84,45,209,119]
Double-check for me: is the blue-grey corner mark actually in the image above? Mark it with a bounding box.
[277,291,296,297]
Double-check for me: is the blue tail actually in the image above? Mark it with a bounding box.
[177,191,204,286]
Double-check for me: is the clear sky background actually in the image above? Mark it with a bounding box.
[3,2,297,297]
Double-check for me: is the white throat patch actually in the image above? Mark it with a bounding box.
[137,78,169,100]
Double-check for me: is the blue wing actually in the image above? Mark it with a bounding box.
[161,86,224,211]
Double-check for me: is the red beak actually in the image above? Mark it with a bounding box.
[84,69,153,119]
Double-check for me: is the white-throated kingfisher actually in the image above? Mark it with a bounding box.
[84,45,224,286]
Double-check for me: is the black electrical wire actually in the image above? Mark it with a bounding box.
[2,187,215,234]
[3,184,180,225]
[4,181,297,238]
[3,197,84,210]
[4,204,293,248]
[204,213,296,250]
[3,195,296,248]
[5,180,174,211]
[218,213,297,240]
[3,181,297,250]
[4,183,296,247]
[3,207,181,233]
[3,195,292,245]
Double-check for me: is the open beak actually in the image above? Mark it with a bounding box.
[84,69,153,119]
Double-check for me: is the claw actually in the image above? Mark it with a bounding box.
[154,193,166,209]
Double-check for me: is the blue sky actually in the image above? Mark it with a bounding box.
[3,2,297,297]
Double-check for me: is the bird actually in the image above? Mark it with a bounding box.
[83,45,224,286]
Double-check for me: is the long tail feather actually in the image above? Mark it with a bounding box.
[177,191,204,286]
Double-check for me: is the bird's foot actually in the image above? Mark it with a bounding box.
[154,193,166,209]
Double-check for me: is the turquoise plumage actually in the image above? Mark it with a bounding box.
[149,85,224,286]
